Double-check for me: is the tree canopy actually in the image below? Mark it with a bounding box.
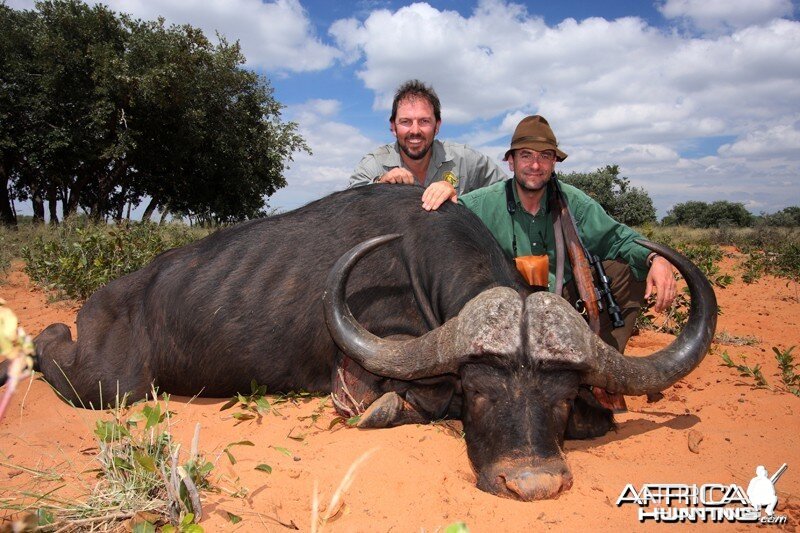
[0,0,308,225]
[558,165,657,227]
[662,200,754,228]
[759,206,800,227]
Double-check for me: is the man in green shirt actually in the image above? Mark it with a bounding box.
[458,115,676,353]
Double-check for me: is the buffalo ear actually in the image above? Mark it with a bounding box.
[523,292,597,369]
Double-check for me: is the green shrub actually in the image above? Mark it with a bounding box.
[634,240,728,335]
[0,234,10,277]
[4,393,212,530]
[678,242,733,288]
[22,221,208,299]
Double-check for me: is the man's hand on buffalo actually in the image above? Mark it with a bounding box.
[421,181,457,211]
[645,256,677,313]
[376,167,416,185]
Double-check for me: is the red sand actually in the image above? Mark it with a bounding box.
[1,249,799,531]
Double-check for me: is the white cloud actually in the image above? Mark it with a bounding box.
[269,99,377,210]
[126,0,341,71]
[293,99,341,117]
[11,0,340,72]
[718,121,800,159]
[327,0,800,215]
[658,0,794,34]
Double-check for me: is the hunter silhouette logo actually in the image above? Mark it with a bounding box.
[617,463,789,524]
[746,464,786,518]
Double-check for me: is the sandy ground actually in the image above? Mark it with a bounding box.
[1,249,799,532]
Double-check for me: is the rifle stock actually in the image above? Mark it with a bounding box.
[552,178,601,333]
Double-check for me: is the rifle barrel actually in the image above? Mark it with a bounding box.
[770,463,788,485]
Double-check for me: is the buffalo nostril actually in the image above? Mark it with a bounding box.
[503,470,572,501]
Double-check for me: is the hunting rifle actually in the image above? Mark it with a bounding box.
[550,175,630,412]
[550,174,625,333]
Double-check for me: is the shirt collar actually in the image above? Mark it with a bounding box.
[432,139,451,167]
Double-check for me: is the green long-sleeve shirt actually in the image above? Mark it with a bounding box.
[458,178,651,291]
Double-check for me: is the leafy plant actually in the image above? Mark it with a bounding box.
[678,242,732,288]
[222,440,255,465]
[636,241,731,336]
[220,379,272,423]
[719,351,769,389]
[0,233,11,277]
[737,231,800,296]
[636,287,691,335]
[2,393,214,530]
[773,346,800,397]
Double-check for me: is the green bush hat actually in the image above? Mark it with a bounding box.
[503,115,568,162]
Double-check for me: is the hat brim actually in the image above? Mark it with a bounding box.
[503,141,567,162]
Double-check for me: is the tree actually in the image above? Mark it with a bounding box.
[705,201,752,227]
[762,206,800,227]
[663,200,753,227]
[615,188,657,227]
[125,21,308,223]
[559,164,657,226]
[0,5,39,225]
[0,0,307,226]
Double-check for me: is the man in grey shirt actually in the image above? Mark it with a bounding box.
[349,80,506,210]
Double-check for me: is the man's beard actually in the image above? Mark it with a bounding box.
[399,136,433,160]
[515,173,550,192]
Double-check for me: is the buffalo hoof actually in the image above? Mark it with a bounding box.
[357,392,404,428]
[357,392,429,428]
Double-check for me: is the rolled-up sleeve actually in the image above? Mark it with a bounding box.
[571,190,651,280]
[348,154,383,188]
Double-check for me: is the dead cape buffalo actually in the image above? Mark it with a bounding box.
[9,184,716,500]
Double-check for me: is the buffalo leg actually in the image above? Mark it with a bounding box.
[331,353,455,428]
[330,353,384,417]
[35,323,151,408]
[358,378,455,429]
[564,386,615,440]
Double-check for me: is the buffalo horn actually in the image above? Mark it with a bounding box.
[581,239,717,395]
[322,235,524,380]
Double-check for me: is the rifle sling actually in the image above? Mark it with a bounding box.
[550,177,601,334]
[552,200,565,296]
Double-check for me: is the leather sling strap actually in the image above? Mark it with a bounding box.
[549,176,601,334]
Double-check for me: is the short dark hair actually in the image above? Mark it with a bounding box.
[390,79,441,123]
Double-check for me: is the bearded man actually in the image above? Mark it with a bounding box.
[349,79,506,210]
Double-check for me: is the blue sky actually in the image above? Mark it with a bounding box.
[9,0,800,218]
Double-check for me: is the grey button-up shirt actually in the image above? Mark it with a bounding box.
[348,140,507,196]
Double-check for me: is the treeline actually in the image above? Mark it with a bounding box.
[663,202,800,228]
[559,165,800,228]
[559,165,657,226]
[1,0,307,226]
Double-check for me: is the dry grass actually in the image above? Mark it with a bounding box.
[311,448,379,533]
